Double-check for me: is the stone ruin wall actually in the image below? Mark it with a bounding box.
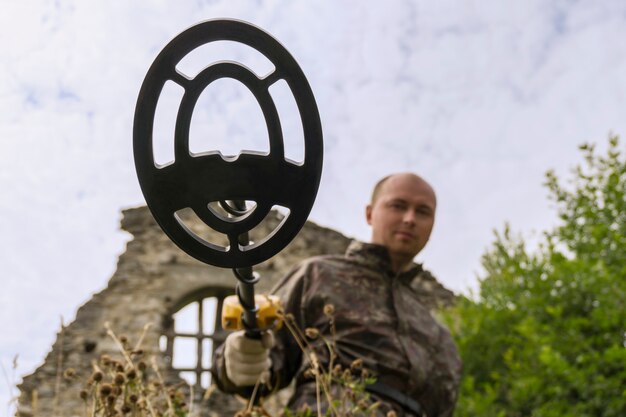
[17,206,455,417]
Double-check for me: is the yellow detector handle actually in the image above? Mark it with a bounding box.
[221,294,283,331]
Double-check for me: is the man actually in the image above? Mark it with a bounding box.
[212,173,462,416]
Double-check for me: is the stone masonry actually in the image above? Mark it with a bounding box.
[17,206,455,417]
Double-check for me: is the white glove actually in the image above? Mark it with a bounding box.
[224,330,274,386]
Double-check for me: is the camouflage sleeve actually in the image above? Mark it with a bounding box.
[431,326,462,417]
[210,261,312,396]
[268,261,311,390]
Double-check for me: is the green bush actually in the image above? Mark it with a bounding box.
[446,135,626,417]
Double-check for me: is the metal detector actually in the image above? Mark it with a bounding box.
[133,19,323,337]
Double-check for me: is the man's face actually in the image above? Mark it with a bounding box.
[366,174,436,267]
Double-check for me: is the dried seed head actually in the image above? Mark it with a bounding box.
[126,369,137,380]
[116,363,125,373]
[131,349,144,356]
[99,383,113,397]
[304,328,319,339]
[107,394,116,404]
[92,371,104,382]
[121,404,132,413]
[114,373,126,386]
[120,335,128,344]
[137,361,147,371]
[357,399,369,409]
[129,394,138,403]
[323,304,335,316]
[79,390,89,401]
[101,355,112,366]
[63,368,76,379]
[350,358,363,371]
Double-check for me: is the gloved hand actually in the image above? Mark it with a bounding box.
[224,330,274,386]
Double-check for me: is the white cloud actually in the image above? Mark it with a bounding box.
[2,0,626,413]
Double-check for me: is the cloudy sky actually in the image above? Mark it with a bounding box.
[2,0,626,412]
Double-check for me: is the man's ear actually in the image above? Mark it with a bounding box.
[365,204,373,225]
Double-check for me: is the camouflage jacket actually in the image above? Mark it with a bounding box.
[213,241,462,417]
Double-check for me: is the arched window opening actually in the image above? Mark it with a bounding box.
[160,287,231,395]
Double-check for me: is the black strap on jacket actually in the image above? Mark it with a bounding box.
[365,381,426,417]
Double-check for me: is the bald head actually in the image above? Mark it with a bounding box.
[370,173,437,207]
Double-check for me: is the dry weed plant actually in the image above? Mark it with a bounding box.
[67,322,192,417]
[66,304,382,417]
[239,303,382,417]
[1,354,20,417]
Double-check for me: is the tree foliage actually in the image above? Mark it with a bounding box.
[446,135,626,417]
